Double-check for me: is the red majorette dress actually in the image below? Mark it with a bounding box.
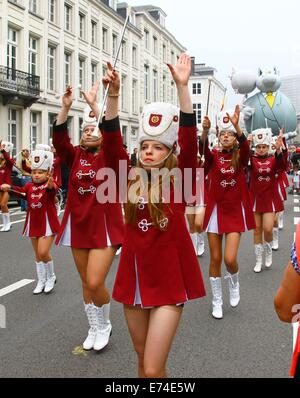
[12,182,60,238]
[276,148,289,203]
[52,122,125,249]
[199,135,256,235]
[0,150,14,185]
[249,153,285,213]
[102,113,206,308]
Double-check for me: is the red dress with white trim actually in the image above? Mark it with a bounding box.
[200,136,256,235]
[12,182,60,238]
[0,150,14,185]
[52,122,125,249]
[249,154,285,213]
[52,156,62,188]
[103,113,206,307]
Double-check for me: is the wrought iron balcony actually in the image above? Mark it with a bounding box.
[0,65,40,107]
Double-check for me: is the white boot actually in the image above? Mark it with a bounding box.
[197,233,205,257]
[278,212,284,230]
[93,303,112,351]
[209,278,223,320]
[264,242,273,269]
[33,262,47,294]
[44,260,56,294]
[224,272,240,308]
[1,213,11,232]
[254,244,263,273]
[272,228,279,251]
[83,304,97,350]
[190,233,198,256]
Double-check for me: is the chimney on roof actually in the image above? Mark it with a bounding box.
[191,57,195,75]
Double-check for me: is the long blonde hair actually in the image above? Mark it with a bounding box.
[125,153,178,230]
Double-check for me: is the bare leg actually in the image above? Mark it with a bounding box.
[262,212,276,243]
[71,248,92,304]
[207,233,223,277]
[37,236,55,263]
[224,233,241,275]
[254,213,263,245]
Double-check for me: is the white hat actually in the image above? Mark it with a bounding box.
[217,110,236,133]
[36,144,51,152]
[30,150,54,171]
[1,141,14,153]
[81,104,104,138]
[138,102,180,149]
[252,128,272,147]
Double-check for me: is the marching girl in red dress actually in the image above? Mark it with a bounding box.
[199,108,256,320]
[248,129,285,273]
[1,149,60,294]
[52,84,125,352]
[0,141,14,232]
[101,55,206,378]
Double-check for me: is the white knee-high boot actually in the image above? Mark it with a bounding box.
[1,213,11,232]
[190,233,198,256]
[44,260,56,293]
[93,303,112,351]
[264,242,273,269]
[33,262,47,294]
[278,211,284,230]
[83,304,97,350]
[254,244,263,273]
[224,272,240,308]
[209,278,223,320]
[272,228,279,251]
[197,233,205,257]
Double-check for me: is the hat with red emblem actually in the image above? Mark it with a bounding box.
[138,102,180,149]
[217,110,236,133]
[252,128,272,147]
[30,150,54,171]
[36,144,51,152]
[1,141,14,153]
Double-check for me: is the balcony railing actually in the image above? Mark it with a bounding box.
[0,65,40,97]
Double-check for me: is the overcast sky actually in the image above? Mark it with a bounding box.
[129,0,300,105]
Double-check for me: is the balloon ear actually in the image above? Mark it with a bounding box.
[274,67,277,75]
[258,68,263,76]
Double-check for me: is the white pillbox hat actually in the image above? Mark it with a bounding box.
[138,102,180,149]
[1,141,14,153]
[30,150,54,171]
[252,128,273,147]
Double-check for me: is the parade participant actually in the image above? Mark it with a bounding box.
[274,222,300,378]
[19,148,32,212]
[0,141,14,232]
[52,82,125,352]
[101,55,206,378]
[0,149,60,294]
[248,129,284,273]
[199,108,256,320]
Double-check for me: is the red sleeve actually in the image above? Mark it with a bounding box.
[52,121,76,169]
[10,184,28,200]
[177,112,198,171]
[102,117,130,173]
[21,160,32,173]
[275,153,285,173]
[2,150,15,167]
[237,134,250,167]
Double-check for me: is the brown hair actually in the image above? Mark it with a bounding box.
[230,142,240,171]
[125,153,178,230]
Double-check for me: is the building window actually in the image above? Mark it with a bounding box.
[29,0,37,14]
[121,40,127,62]
[112,34,118,57]
[171,51,175,65]
[144,29,149,50]
[162,74,167,102]
[193,103,202,124]
[121,75,127,111]
[102,27,108,52]
[153,70,158,102]
[102,64,107,99]
[91,21,97,46]
[122,126,127,146]
[8,108,18,157]
[48,0,56,23]
[48,113,56,141]
[64,3,72,32]
[79,12,86,39]
[28,36,38,76]
[30,112,39,148]
[78,117,83,142]
[47,45,55,91]
[79,58,85,92]
[91,63,97,85]
[132,79,138,114]
[163,44,166,62]
[132,45,137,68]
[64,52,71,88]
[153,36,158,57]
[193,83,202,95]
[144,65,149,101]
[7,27,17,73]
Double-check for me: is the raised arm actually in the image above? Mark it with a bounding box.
[227,106,250,167]
[52,86,76,168]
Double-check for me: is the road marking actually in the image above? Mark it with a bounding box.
[294,218,300,225]
[295,199,299,204]
[294,207,300,213]
[0,279,35,298]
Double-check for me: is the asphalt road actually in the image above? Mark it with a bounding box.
[0,196,297,378]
